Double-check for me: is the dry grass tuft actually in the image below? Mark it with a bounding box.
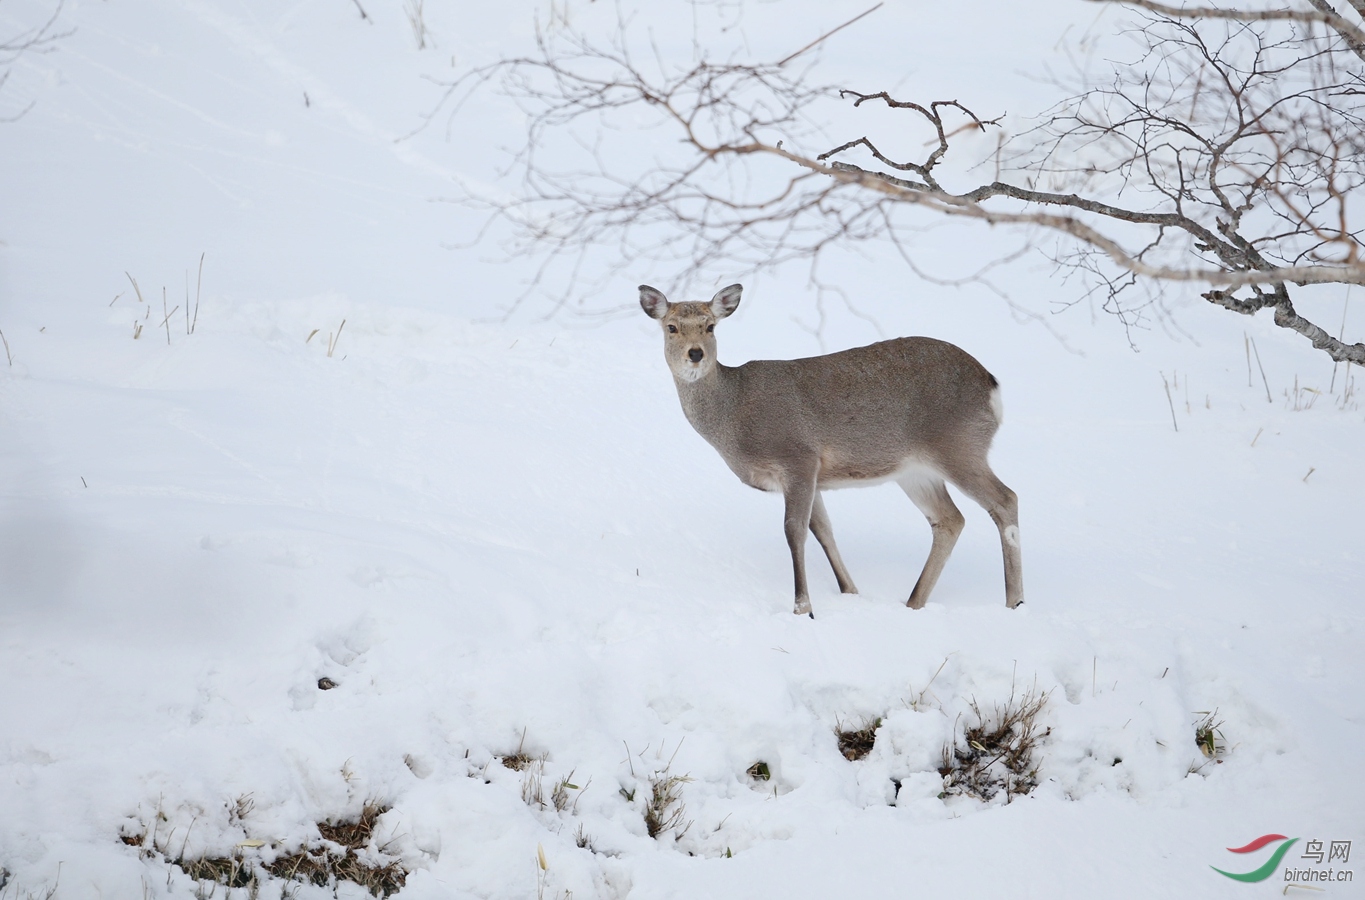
[263,848,332,889]
[317,800,387,848]
[501,752,537,771]
[836,717,882,761]
[176,855,257,889]
[264,841,406,898]
[643,770,693,840]
[551,770,585,813]
[939,688,1049,803]
[501,728,538,771]
[520,758,548,808]
[126,799,407,898]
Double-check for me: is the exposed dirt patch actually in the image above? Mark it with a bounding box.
[836,717,882,761]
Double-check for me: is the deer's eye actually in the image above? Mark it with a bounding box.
[706,324,715,333]
[667,324,678,333]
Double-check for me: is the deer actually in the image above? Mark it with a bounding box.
[639,283,1022,618]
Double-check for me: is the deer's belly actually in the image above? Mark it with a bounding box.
[732,454,942,493]
[819,455,941,489]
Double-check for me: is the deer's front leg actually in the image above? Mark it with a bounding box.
[782,472,818,618]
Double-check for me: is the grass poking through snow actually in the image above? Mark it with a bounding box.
[551,770,585,813]
[519,757,546,808]
[643,769,692,840]
[1191,710,1228,771]
[122,800,407,897]
[501,728,538,771]
[939,688,1049,803]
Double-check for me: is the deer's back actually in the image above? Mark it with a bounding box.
[713,337,1001,485]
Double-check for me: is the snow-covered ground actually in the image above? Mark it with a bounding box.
[1,2,1362,898]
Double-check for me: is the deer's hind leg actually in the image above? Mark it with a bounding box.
[939,460,1023,609]
[900,474,966,609]
[809,491,857,595]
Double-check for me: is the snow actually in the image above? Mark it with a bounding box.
[0,1,1362,898]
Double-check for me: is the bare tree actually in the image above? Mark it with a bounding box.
[430,1,1365,365]
[1,0,69,122]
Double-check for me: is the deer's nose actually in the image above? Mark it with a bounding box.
[688,348,704,363]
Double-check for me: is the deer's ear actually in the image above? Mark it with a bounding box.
[710,284,742,319]
[639,285,669,319]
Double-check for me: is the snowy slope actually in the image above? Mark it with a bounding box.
[1,2,1362,899]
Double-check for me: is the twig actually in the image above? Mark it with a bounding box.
[1302,467,1315,482]
[1161,373,1179,432]
[191,252,204,335]
[348,0,370,21]
[1330,291,1348,393]
[327,319,346,357]
[911,656,951,708]
[0,329,10,366]
[1249,336,1272,403]
[777,3,882,66]
[125,272,145,305]
[161,287,172,346]
[177,815,198,862]
[666,736,686,769]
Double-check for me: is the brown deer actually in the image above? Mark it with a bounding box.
[640,283,1022,617]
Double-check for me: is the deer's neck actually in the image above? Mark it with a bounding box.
[674,363,739,446]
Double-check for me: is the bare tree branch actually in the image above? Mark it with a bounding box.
[1,1,68,64]
[1087,0,1365,57]
[776,3,883,67]
[437,1,1365,365]
[1,1,70,121]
